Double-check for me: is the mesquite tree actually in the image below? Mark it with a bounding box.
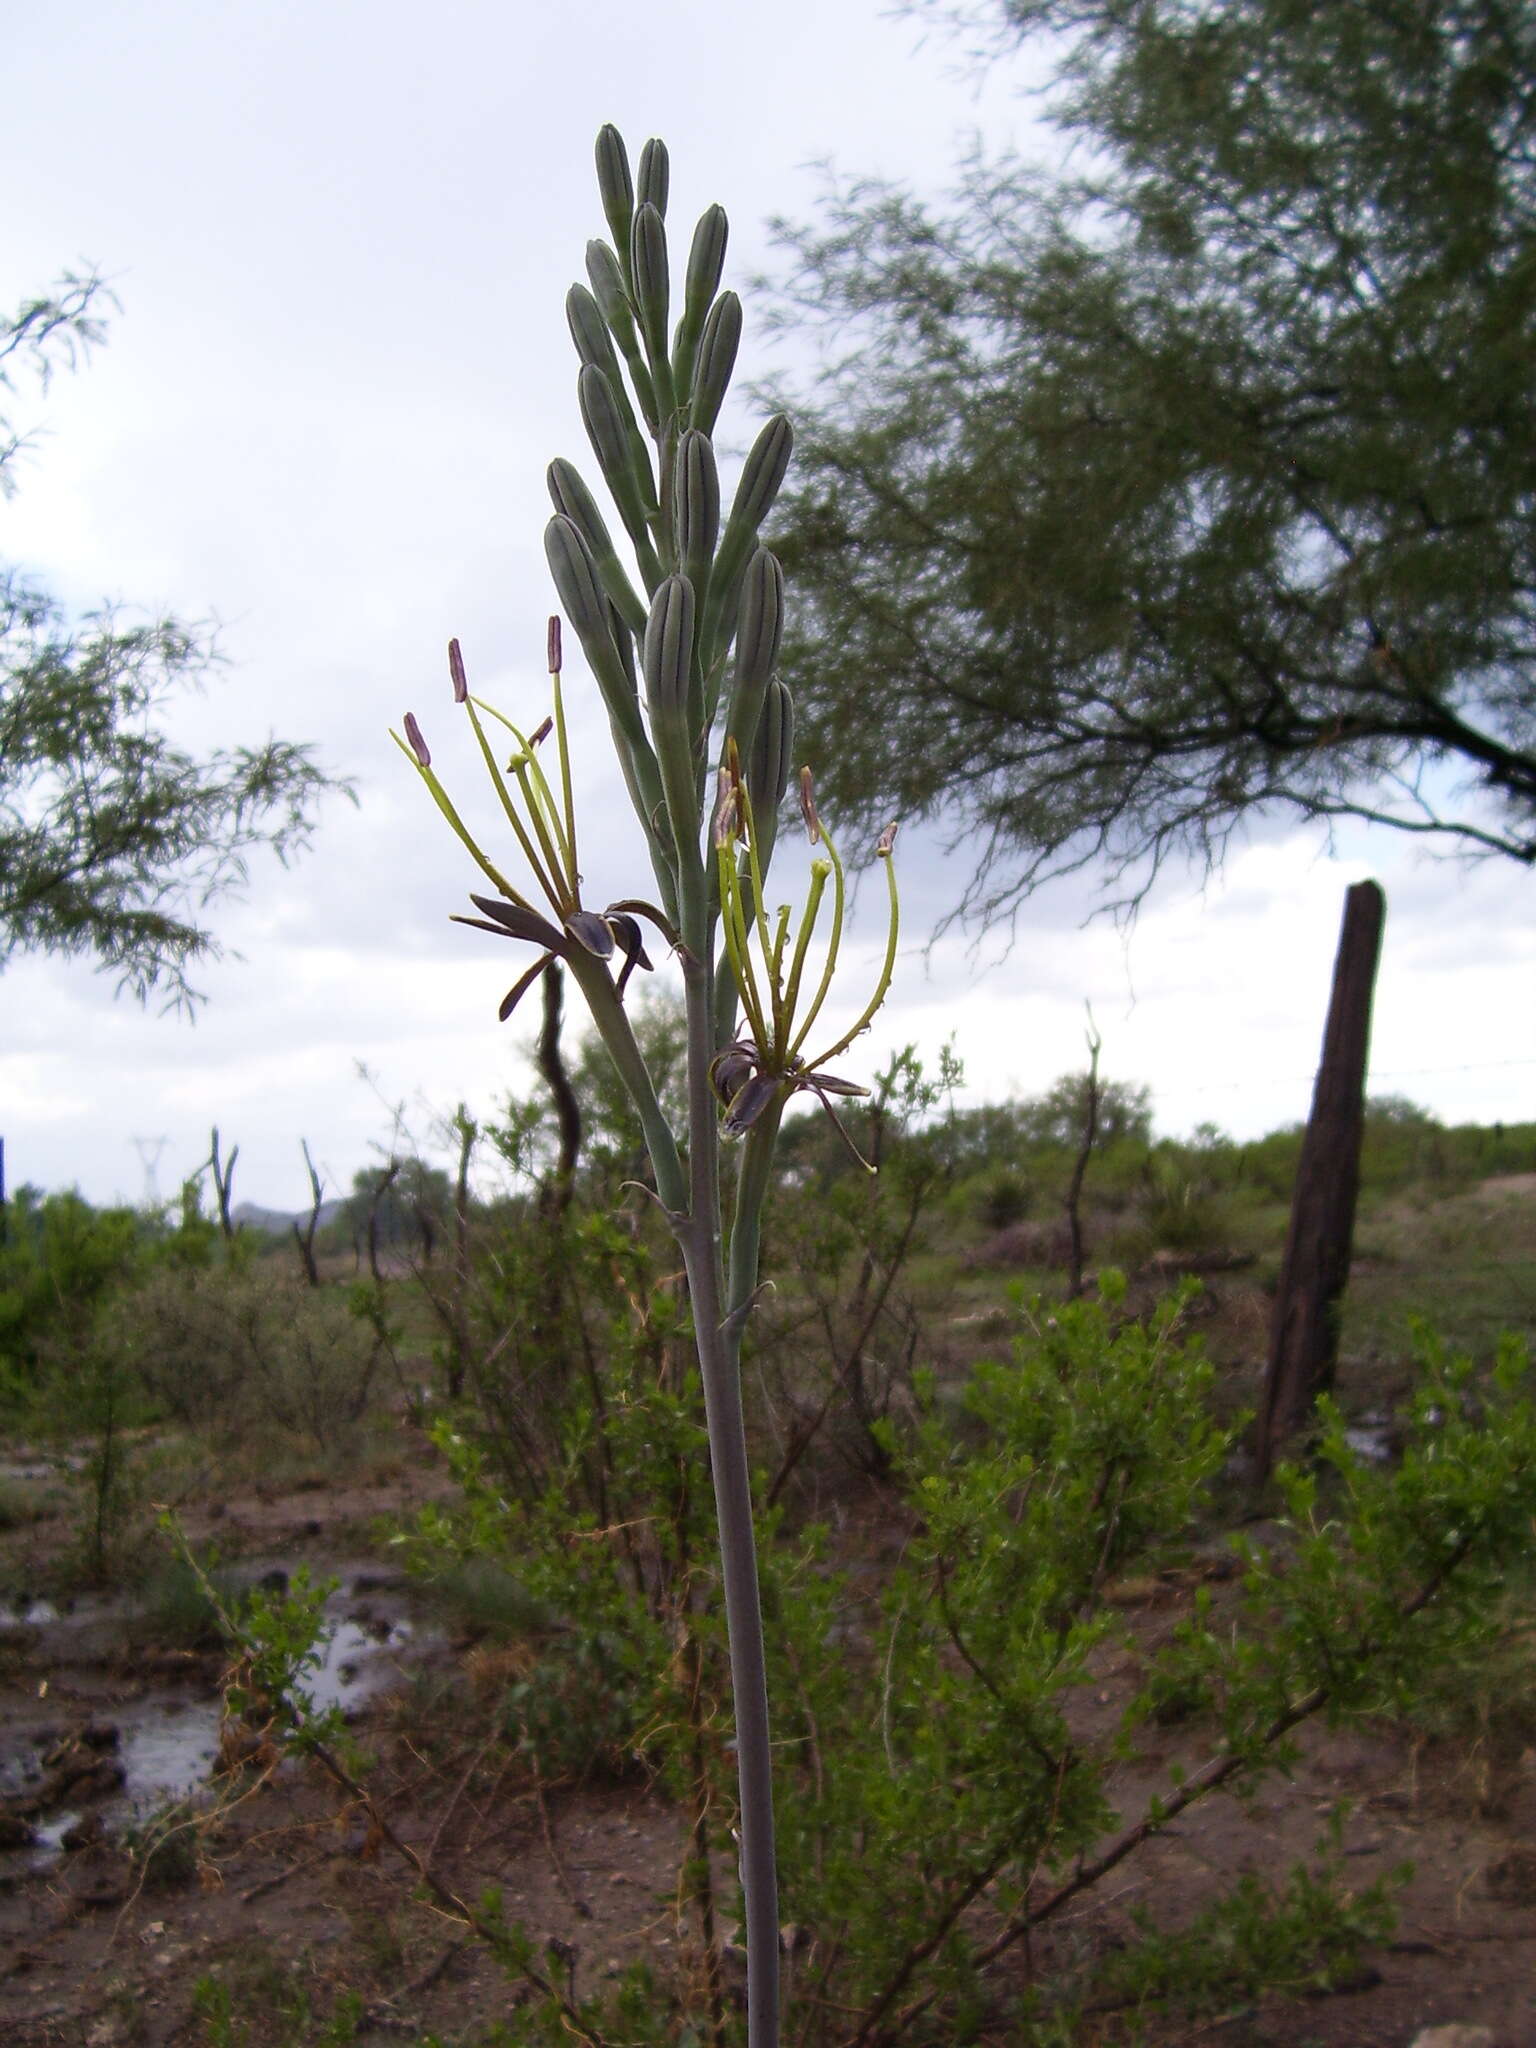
[1,275,349,1007]
[769,0,1536,920]
[397,127,899,2048]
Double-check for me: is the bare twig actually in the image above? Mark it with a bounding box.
[527,1741,593,1921]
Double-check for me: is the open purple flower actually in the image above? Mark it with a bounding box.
[710,1033,873,1165]
[453,892,659,1021]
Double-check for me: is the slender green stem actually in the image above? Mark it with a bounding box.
[511,749,574,900]
[470,694,573,867]
[780,861,830,1040]
[461,700,563,907]
[393,738,526,908]
[679,941,779,2048]
[787,829,847,1061]
[551,671,580,886]
[565,952,686,1215]
[804,847,902,1070]
[718,847,773,1054]
[737,790,785,1045]
[471,695,577,897]
[769,904,792,988]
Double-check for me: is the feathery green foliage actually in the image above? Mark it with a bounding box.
[770,0,1536,919]
[0,272,348,1005]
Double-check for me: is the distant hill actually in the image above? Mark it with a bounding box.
[229,1198,346,1237]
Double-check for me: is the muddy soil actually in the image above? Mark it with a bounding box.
[3,1439,1535,2047]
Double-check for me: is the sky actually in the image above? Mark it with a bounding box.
[2,0,1532,1214]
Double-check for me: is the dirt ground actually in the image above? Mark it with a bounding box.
[3,1438,1536,2047]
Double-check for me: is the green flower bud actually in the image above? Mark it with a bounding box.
[751,679,794,812]
[586,239,638,348]
[631,202,670,367]
[683,205,728,336]
[643,574,696,725]
[545,519,647,731]
[675,430,720,594]
[726,547,783,754]
[637,137,669,216]
[595,126,634,281]
[732,414,794,535]
[581,366,638,477]
[577,363,659,555]
[734,547,783,689]
[584,240,658,432]
[674,205,728,393]
[704,416,794,665]
[690,291,741,437]
[577,363,632,489]
[547,454,608,541]
[608,598,640,694]
[644,575,703,871]
[546,517,664,846]
[745,678,795,872]
[566,283,623,382]
[544,513,614,653]
[547,458,648,636]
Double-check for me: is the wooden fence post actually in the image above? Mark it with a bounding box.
[1255,880,1386,1480]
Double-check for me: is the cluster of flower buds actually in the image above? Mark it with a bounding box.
[396,126,896,1132]
[539,126,797,933]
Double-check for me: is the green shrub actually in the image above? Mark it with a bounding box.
[1094,1837,1405,2015]
[1132,1155,1239,1255]
[0,1474,56,1530]
[427,1557,553,1640]
[118,1265,383,1455]
[212,1251,1536,2043]
[977,1169,1031,1232]
[192,1971,363,2047]
[0,1188,143,1397]
[0,1184,222,1412]
[122,1799,202,1892]
[128,1555,236,1652]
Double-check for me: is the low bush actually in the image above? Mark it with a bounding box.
[128,1555,235,1652]
[119,1266,384,1457]
[122,1797,203,1892]
[231,1273,1536,2044]
[0,1190,143,1398]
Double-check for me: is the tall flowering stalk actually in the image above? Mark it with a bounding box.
[395,129,898,2048]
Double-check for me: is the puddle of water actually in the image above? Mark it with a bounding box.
[0,1453,83,1484]
[0,1562,436,1868]
[33,1808,81,1852]
[97,1601,425,1813]
[1343,1418,1394,1464]
[226,1561,423,1716]
[119,1699,222,1806]
[0,1596,61,1628]
[306,1613,418,1715]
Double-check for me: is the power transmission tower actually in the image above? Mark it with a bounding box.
[131,1135,169,1212]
